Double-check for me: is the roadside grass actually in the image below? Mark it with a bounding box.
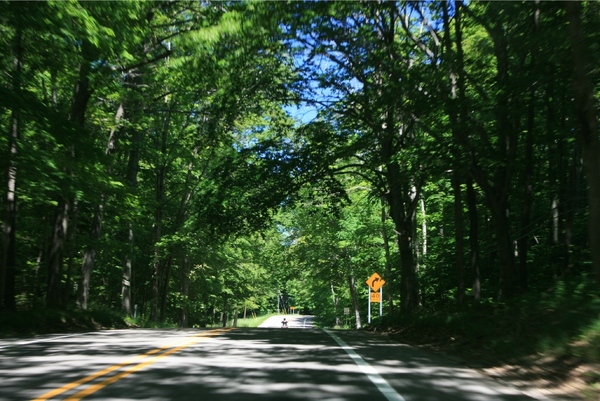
[233,313,276,328]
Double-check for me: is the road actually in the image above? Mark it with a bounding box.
[0,324,551,401]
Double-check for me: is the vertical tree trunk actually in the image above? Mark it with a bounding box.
[1,25,22,311]
[452,173,466,304]
[47,42,93,308]
[331,282,340,326]
[347,270,361,329]
[79,103,123,310]
[150,104,170,322]
[491,17,518,298]
[122,223,134,315]
[443,0,466,306]
[64,198,78,306]
[159,256,172,322]
[47,199,69,308]
[122,128,141,315]
[466,177,481,303]
[380,197,394,314]
[566,1,600,282]
[79,199,103,310]
[386,167,419,312]
[489,195,516,298]
[452,0,482,303]
[517,0,540,293]
[180,254,190,328]
[518,87,534,293]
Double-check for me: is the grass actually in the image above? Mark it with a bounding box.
[233,313,276,328]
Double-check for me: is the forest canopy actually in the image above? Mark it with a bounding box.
[1,0,600,329]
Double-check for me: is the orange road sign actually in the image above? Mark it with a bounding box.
[370,291,381,303]
[366,272,385,292]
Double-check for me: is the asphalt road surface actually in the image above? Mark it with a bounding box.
[0,325,551,401]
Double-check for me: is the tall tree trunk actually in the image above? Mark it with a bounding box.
[47,199,69,308]
[79,104,123,310]
[453,0,482,304]
[79,199,104,310]
[64,198,78,306]
[386,165,419,312]
[347,264,361,329]
[385,158,418,312]
[465,11,518,299]
[1,25,22,311]
[380,198,393,314]
[566,1,600,282]
[452,173,466,304]
[122,128,141,315]
[47,42,93,308]
[443,0,466,306]
[150,110,170,322]
[122,223,134,316]
[489,194,516,298]
[518,88,534,293]
[466,177,481,303]
[330,282,340,326]
[517,0,540,293]
[159,256,172,323]
[180,254,190,328]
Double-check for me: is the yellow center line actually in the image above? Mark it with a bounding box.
[31,328,233,401]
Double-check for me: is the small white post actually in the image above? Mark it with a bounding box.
[368,286,372,323]
[379,287,383,318]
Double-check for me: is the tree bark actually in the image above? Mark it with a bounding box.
[180,254,191,328]
[348,269,361,329]
[47,199,69,308]
[122,223,134,316]
[385,155,419,312]
[47,41,93,308]
[466,177,481,303]
[566,1,600,282]
[79,199,103,310]
[380,197,393,314]
[159,256,172,323]
[78,103,123,310]
[1,24,22,311]
[122,127,141,315]
[443,1,466,305]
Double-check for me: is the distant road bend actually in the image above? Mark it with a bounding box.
[0,321,548,400]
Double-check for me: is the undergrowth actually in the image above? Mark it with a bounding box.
[0,308,128,338]
[366,276,600,400]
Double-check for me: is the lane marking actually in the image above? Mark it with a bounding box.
[32,328,232,401]
[324,329,406,401]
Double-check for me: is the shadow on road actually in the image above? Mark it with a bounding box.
[0,329,545,401]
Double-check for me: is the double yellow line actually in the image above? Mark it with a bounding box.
[32,328,233,401]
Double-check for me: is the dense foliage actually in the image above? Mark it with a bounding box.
[1,1,599,339]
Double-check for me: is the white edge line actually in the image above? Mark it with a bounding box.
[324,329,406,401]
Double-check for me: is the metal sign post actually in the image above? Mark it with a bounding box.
[366,272,385,324]
[368,287,372,323]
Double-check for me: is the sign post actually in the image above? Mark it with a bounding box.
[366,273,385,323]
[368,287,371,323]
